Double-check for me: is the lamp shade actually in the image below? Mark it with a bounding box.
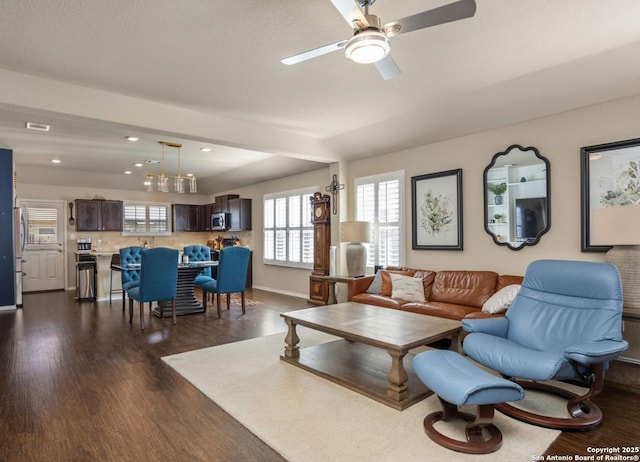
[591,205,640,245]
[340,221,371,243]
[591,204,640,311]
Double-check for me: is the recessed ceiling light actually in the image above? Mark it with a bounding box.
[51,159,62,164]
[186,173,194,177]
[200,147,211,152]
[26,122,50,132]
[133,163,144,167]
[124,170,132,175]
[126,136,140,142]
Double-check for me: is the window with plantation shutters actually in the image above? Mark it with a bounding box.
[264,187,316,269]
[123,202,171,236]
[355,171,404,269]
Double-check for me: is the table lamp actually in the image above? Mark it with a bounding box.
[591,204,640,311]
[341,221,371,277]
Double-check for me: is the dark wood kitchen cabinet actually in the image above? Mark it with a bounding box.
[228,198,252,231]
[172,204,201,232]
[201,203,216,231]
[75,199,123,232]
[214,194,239,213]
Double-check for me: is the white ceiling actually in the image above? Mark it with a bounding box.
[1,0,640,195]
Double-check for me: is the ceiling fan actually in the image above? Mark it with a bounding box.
[281,0,476,80]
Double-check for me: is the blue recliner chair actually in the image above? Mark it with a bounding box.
[462,259,628,431]
[201,246,250,318]
[127,247,179,329]
[119,246,143,312]
[183,245,215,286]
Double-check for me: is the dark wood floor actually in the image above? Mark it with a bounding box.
[0,289,637,461]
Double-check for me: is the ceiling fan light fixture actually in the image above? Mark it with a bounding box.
[345,29,390,64]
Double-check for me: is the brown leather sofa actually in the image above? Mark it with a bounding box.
[347,267,523,321]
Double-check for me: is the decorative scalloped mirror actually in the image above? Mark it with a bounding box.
[484,144,551,250]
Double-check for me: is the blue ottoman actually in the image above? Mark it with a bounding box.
[413,350,524,454]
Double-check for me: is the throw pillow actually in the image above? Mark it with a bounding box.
[390,273,426,303]
[482,284,521,314]
[366,271,383,294]
[381,269,415,296]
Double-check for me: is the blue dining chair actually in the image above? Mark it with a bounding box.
[119,246,143,312]
[201,246,250,318]
[127,247,179,329]
[183,245,215,286]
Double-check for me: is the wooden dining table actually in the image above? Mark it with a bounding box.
[117,260,218,318]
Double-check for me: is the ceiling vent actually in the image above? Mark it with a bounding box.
[25,122,50,132]
[144,159,162,165]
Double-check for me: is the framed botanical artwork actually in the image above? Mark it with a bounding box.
[581,137,640,251]
[411,168,463,250]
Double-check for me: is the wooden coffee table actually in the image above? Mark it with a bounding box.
[280,302,462,410]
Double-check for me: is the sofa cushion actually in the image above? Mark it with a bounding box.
[381,269,415,296]
[430,271,498,308]
[390,274,426,302]
[413,270,437,300]
[482,284,521,314]
[351,293,406,309]
[366,271,383,294]
[496,274,524,292]
[402,301,479,321]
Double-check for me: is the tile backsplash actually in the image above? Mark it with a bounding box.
[71,231,253,252]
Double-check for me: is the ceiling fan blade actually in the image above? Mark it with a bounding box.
[383,0,476,38]
[330,0,369,29]
[375,54,401,80]
[281,40,348,65]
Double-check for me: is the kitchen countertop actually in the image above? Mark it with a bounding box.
[74,251,115,257]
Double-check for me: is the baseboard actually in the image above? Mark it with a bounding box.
[251,285,307,300]
[604,380,640,394]
[605,359,640,392]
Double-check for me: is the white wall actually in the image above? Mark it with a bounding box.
[347,94,640,275]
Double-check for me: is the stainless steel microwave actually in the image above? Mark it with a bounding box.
[211,212,229,231]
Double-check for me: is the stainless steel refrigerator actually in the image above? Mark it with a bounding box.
[14,207,26,307]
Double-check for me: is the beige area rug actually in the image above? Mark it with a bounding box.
[162,329,560,462]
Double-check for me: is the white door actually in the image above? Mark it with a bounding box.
[20,200,65,292]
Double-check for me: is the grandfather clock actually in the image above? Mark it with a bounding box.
[309,192,331,305]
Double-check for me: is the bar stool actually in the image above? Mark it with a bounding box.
[109,253,121,304]
[120,246,143,312]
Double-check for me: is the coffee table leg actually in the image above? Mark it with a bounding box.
[386,348,409,402]
[284,318,300,359]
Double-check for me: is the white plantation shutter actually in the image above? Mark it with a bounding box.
[149,206,168,233]
[264,187,316,268]
[264,199,274,228]
[355,171,404,268]
[123,202,170,235]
